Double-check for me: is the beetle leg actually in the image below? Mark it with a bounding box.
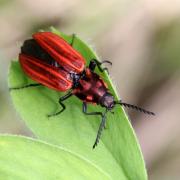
[70,33,76,47]
[93,111,107,149]
[48,91,73,117]
[9,83,41,91]
[89,59,112,74]
[82,102,108,148]
[82,102,108,128]
[82,102,103,117]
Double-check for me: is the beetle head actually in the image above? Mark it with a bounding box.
[100,93,115,110]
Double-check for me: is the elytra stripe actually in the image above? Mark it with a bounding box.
[33,32,85,73]
[21,59,72,91]
[35,32,83,59]
[19,54,72,91]
[34,33,84,71]
[20,54,69,82]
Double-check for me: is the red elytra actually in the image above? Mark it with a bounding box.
[33,32,85,73]
[11,31,155,148]
[19,32,85,91]
[19,54,72,91]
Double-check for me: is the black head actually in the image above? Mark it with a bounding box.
[100,92,115,110]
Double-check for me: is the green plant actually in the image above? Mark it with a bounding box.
[5,27,147,179]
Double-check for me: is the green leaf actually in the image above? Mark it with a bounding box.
[0,135,110,179]
[8,27,147,180]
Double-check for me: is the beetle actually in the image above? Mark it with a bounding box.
[10,32,155,148]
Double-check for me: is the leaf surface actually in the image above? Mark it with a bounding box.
[0,135,110,179]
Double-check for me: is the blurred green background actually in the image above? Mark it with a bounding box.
[0,0,180,179]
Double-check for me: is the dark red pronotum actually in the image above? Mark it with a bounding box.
[10,32,155,148]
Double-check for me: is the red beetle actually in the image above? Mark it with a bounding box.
[10,32,155,148]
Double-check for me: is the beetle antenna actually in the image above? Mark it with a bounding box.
[115,100,155,116]
[93,109,108,149]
